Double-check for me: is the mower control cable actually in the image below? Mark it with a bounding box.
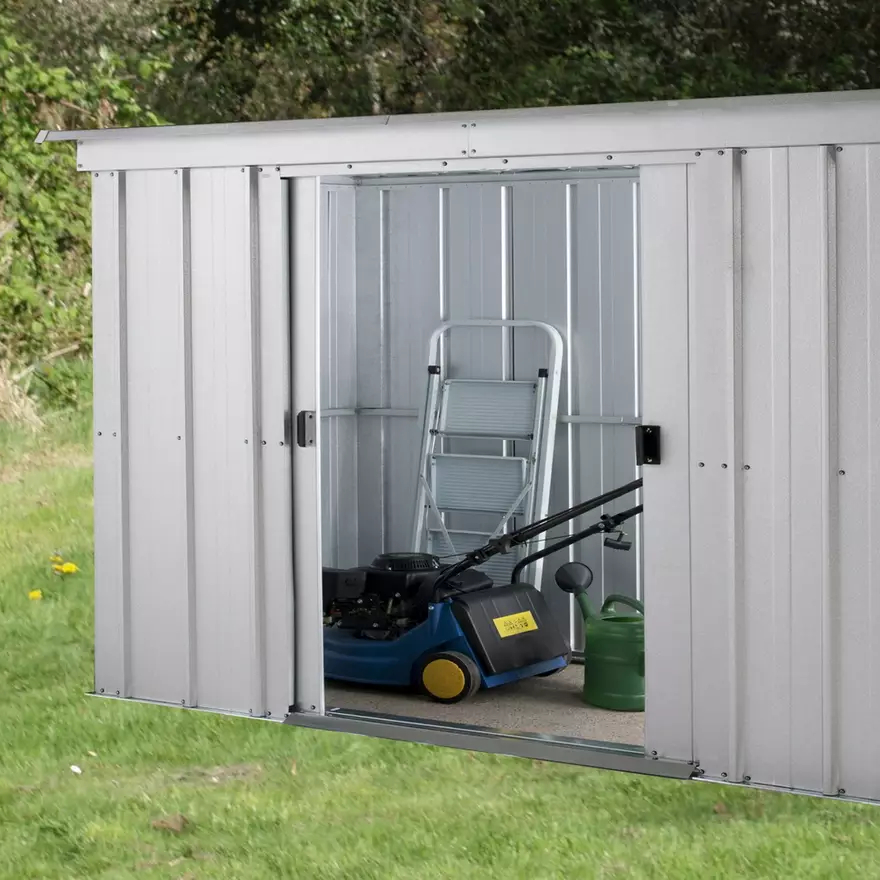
[431,477,643,595]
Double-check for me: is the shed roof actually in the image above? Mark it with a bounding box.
[37,88,880,173]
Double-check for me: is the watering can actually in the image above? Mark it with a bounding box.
[555,561,645,712]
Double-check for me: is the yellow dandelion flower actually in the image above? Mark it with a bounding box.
[52,564,64,574]
[49,554,63,564]
[60,562,79,574]
[28,590,43,601]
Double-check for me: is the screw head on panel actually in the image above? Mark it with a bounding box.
[721,772,728,778]
[718,150,725,155]
[116,690,120,695]
[244,439,249,444]
[502,159,509,164]
[838,788,846,796]
[97,431,102,436]
[177,435,181,440]
[721,463,728,469]
[698,462,705,468]
[470,123,476,128]
[695,151,702,157]
[347,164,353,170]
[310,705,316,711]
[275,166,280,171]
[470,149,476,155]
[837,146,843,152]
[651,750,658,757]
[181,699,186,705]
[743,464,750,470]
[839,469,846,476]
[441,161,448,167]
[743,775,751,783]
[607,155,613,161]
[100,688,105,693]
[461,150,467,156]
[279,441,284,446]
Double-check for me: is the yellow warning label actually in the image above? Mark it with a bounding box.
[493,610,538,638]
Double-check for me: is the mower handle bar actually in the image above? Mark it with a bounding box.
[510,503,643,583]
[431,477,642,594]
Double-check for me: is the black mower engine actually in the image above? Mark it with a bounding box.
[322,552,493,640]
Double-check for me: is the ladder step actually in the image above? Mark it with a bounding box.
[440,380,537,439]
[430,454,528,515]
[428,530,518,583]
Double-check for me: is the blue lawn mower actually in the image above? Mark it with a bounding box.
[322,478,643,703]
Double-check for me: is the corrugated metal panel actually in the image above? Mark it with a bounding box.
[736,147,836,793]
[189,167,262,715]
[831,145,880,802]
[321,186,358,568]
[124,169,192,705]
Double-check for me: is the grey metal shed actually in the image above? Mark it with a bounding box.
[40,88,880,803]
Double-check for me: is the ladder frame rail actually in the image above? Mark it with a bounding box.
[410,320,564,590]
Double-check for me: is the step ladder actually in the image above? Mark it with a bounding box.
[411,320,563,587]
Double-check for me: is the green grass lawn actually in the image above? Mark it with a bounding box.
[1,414,879,879]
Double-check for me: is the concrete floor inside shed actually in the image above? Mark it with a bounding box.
[324,664,644,746]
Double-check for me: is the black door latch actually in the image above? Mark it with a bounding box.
[296,411,317,448]
[635,425,661,466]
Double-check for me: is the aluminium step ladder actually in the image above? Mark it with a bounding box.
[411,320,563,587]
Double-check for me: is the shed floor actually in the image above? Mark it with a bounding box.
[324,664,644,746]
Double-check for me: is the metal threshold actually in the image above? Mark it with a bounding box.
[284,707,694,779]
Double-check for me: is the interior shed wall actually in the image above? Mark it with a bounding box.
[318,174,642,641]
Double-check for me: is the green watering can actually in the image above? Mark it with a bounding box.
[555,562,645,712]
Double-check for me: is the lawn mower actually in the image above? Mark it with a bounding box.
[322,478,644,703]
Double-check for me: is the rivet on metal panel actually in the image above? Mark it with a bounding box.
[112,432,117,437]
[721,772,728,778]
[244,439,249,444]
[461,151,467,156]
[267,711,271,717]
[461,123,467,128]
[181,699,186,705]
[718,150,724,155]
[177,435,181,440]
[740,149,747,155]
[838,788,846,796]
[743,775,751,783]
[94,173,99,178]
[651,750,658,756]
[721,463,728,469]
[115,690,120,695]
[607,155,613,161]
[743,464,750,470]
[347,164,353,169]
[470,123,476,127]
[110,172,114,177]
[97,431,102,436]
[695,151,702,157]
[442,161,448,167]
[310,705,316,711]
[241,167,246,172]
[261,440,267,446]
[100,688,105,693]
[502,159,508,164]
[174,170,178,175]
[275,166,280,171]
[279,441,284,446]
[698,462,705,468]
[836,146,843,152]
[470,149,476,155]
[839,469,846,476]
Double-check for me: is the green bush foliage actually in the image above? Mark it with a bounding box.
[0,22,161,369]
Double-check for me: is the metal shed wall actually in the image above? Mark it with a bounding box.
[91,167,294,721]
[319,175,641,643]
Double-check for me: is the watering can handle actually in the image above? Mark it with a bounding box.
[600,594,644,616]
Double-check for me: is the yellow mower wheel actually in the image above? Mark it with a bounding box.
[418,651,481,703]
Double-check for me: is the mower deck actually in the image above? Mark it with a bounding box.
[324,664,644,746]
